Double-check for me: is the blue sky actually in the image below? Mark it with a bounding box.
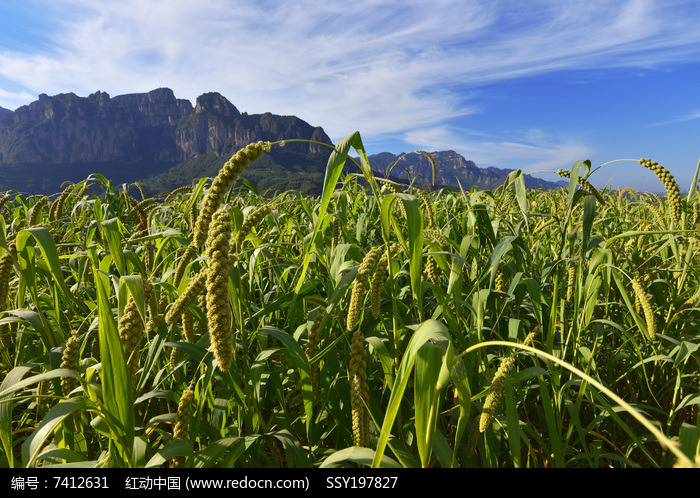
[1,0,699,192]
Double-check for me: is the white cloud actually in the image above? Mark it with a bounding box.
[402,125,592,176]
[1,0,700,149]
[649,110,700,127]
[0,87,35,111]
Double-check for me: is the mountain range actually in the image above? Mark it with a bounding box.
[0,88,565,196]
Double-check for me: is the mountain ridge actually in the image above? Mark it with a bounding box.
[362,150,565,190]
[0,88,565,195]
[0,88,333,194]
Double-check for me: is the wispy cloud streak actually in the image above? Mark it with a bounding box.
[0,0,699,150]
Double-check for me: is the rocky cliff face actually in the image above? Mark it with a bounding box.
[174,92,330,158]
[0,88,331,165]
[0,88,334,193]
[0,89,192,164]
[0,88,564,195]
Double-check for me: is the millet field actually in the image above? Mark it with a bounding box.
[0,132,699,468]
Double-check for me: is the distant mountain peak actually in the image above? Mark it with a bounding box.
[365,150,565,190]
[194,92,240,118]
[0,87,566,195]
[0,87,333,194]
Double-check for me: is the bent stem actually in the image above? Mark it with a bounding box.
[457,340,693,467]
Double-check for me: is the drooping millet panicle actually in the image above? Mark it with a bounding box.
[669,293,700,327]
[60,330,81,396]
[465,419,481,458]
[347,245,384,331]
[532,217,557,235]
[646,199,668,230]
[495,267,507,294]
[349,329,370,447]
[479,356,516,432]
[133,182,147,201]
[556,169,606,206]
[192,141,272,248]
[189,198,199,233]
[0,193,11,215]
[346,246,386,446]
[523,326,539,348]
[423,228,450,250]
[380,180,407,218]
[205,209,234,372]
[172,245,197,289]
[0,240,16,305]
[130,197,157,220]
[567,265,576,301]
[0,239,17,352]
[165,271,207,324]
[681,292,700,310]
[139,279,162,337]
[118,294,145,389]
[181,311,195,343]
[413,188,435,228]
[28,196,50,226]
[425,255,440,285]
[617,187,636,209]
[90,335,100,361]
[622,231,644,254]
[631,276,656,340]
[634,287,643,316]
[170,386,194,468]
[163,185,193,204]
[0,322,14,355]
[49,183,74,222]
[170,347,181,382]
[305,310,325,398]
[640,159,682,223]
[371,243,401,318]
[416,149,437,186]
[144,278,158,317]
[235,204,272,246]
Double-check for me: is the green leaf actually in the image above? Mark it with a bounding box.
[259,327,313,442]
[271,430,309,468]
[372,319,450,467]
[581,193,596,260]
[16,227,76,311]
[193,437,249,468]
[0,364,37,467]
[320,446,401,468]
[366,336,395,391]
[101,218,126,276]
[0,367,77,400]
[505,169,528,229]
[295,131,367,294]
[381,192,424,316]
[120,274,147,325]
[414,341,445,467]
[22,397,95,468]
[145,438,193,468]
[96,268,134,466]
